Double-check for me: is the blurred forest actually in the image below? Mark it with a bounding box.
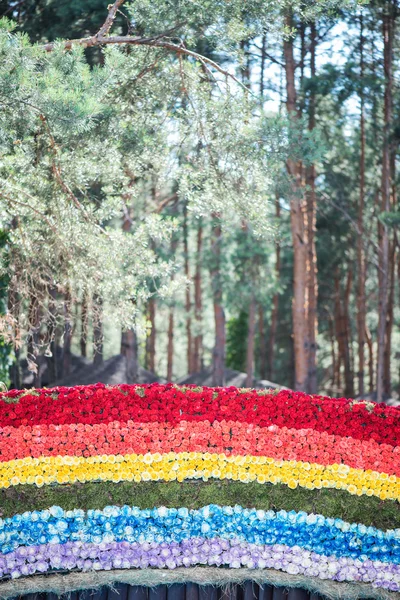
[0,0,399,400]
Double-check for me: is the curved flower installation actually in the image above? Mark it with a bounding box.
[0,383,399,594]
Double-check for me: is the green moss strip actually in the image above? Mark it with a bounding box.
[1,480,399,529]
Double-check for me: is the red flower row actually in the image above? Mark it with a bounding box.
[1,419,399,476]
[0,384,398,446]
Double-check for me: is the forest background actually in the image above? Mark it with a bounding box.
[0,0,398,402]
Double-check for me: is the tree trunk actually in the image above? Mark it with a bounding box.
[63,288,72,378]
[165,233,179,382]
[267,196,281,381]
[93,294,104,367]
[120,179,140,381]
[328,313,336,395]
[398,255,400,398]
[284,11,308,391]
[167,306,174,381]
[240,40,251,86]
[193,219,203,373]
[210,218,225,386]
[183,202,193,373]
[377,2,394,402]
[365,325,374,394]
[7,281,21,390]
[245,295,257,387]
[80,289,88,358]
[258,32,268,382]
[343,269,354,397]
[146,297,156,373]
[334,269,353,397]
[305,21,318,394]
[27,293,42,387]
[336,355,342,393]
[46,286,58,383]
[357,13,367,397]
[384,241,395,395]
[258,306,267,380]
[260,32,267,98]
[122,328,138,383]
[383,136,397,396]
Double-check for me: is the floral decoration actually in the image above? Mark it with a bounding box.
[0,383,399,593]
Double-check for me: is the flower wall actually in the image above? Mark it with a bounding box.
[0,383,399,593]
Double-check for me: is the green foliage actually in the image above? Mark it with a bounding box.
[0,0,364,388]
[0,0,110,42]
[0,4,299,353]
[226,311,248,372]
[379,211,400,227]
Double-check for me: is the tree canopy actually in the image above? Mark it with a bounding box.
[0,0,398,403]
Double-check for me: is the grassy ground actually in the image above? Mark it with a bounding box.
[1,480,399,529]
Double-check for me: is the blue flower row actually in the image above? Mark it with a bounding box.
[0,505,399,564]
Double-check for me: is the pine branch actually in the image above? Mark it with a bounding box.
[97,0,126,38]
[41,0,251,94]
[0,191,57,233]
[155,192,178,213]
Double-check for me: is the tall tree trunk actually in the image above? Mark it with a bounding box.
[267,195,281,381]
[384,242,396,395]
[9,348,20,390]
[146,297,156,373]
[167,306,174,381]
[335,355,342,394]
[365,325,374,394]
[193,219,203,373]
[245,295,257,387]
[383,141,397,396]
[284,11,308,391]
[240,40,251,86]
[122,328,138,383]
[328,312,336,395]
[343,269,354,397]
[377,2,394,402]
[258,306,267,380]
[299,21,306,116]
[27,293,42,387]
[63,288,72,377]
[210,218,225,386]
[93,294,104,367]
[7,280,21,390]
[120,178,139,381]
[80,288,88,358]
[357,13,367,397]
[183,202,193,373]
[166,236,179,382]
[334,276,344,394]
[396,250,400,396]
[398,255,400,397]
[258,31,268,382]
[305,21,318,394]
[334,269,353,397]
[260,32,267,98]
[46,286,58,383]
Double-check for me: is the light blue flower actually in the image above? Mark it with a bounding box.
[49,507,63,519]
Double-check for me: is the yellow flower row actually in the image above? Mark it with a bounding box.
[0,452,397,501]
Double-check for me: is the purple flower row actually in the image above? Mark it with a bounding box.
[1,537,399,591]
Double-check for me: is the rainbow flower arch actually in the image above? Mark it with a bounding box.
[0,383,399,598]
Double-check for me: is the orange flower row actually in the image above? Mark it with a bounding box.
[1,419,398,476]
